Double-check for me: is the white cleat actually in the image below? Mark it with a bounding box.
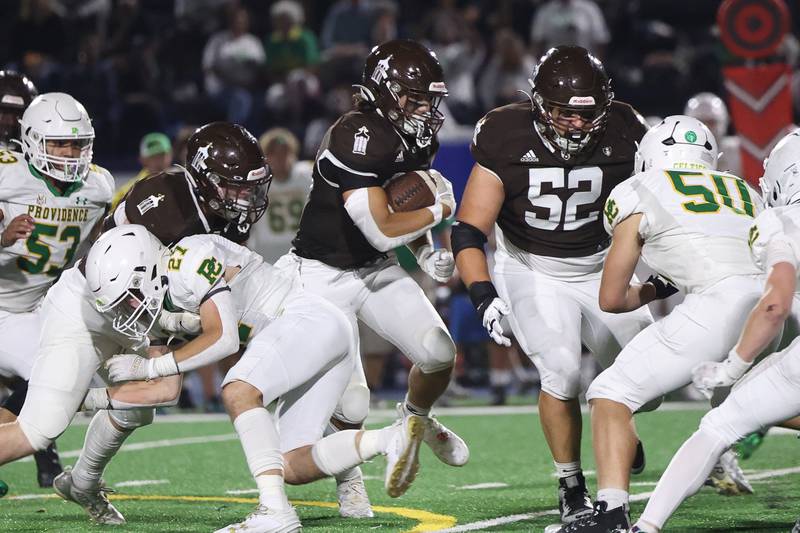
[706,449,754,496]
[421,414,469,467]
[336,472,374,518]
[213,505,302,533]
[53,466,126,525]
[384,410,425,498]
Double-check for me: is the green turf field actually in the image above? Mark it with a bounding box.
[1,405,798,532]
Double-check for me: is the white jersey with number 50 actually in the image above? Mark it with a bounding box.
[167,234,300,345]
[603,168,763,293]
[0,149,114,312]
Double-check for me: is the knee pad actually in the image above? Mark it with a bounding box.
[17,418,55,451]
[536,352,582,401]
[699,405,745,446]
[586,367,647,413]
[17,385,76,451]
[416,326,456,374]
[109,407,155,430]
[333,383,370,425]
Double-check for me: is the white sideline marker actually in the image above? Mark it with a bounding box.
[457,482,509,490]
[115,479,169,487]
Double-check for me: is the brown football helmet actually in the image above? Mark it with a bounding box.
[186,122,271,226]
[529,46,613,156]
[358,39,448,148]
[0,71,38,147]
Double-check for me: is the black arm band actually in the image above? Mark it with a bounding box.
[451,221,488,258]
[468,280,499,314]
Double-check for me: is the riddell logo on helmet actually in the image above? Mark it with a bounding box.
[429,81,447,92]
[568,96,595,106]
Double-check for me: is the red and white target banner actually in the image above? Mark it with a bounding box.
[718,0,792,185]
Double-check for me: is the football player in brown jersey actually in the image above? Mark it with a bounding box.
[0,121,271,525]
[284,39,468,515]
[453,46,658,525]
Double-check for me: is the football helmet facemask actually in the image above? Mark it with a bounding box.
[185,122,271,227]
[358,39,448,149]
[529,46,613,157]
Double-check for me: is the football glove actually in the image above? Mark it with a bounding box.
[469,281,511,346]
[415,244,454,282]
[106,352,179,382]
[158,310,201,335]
[646,274,679,300]
[692,350,753,399]
[428,169,456,217]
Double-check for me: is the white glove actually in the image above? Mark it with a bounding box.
[427,169,456,217]
[692,349,752,399]
[481,297,512,347]
[158,310,202,335]
[415,244,454,282]
[105,352,179,382]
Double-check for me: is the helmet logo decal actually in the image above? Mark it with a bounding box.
[568,96,596,106]
[352,126,370,155]
[1,95,24,106]
[136,193,166,215]
[684,130,697,143]
[602,146,612,156]
[370,55,393,85]
[191,143,212,172]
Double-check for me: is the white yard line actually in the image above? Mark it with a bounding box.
[436,466,800,532]
[114,479,169,488]
[457,482,509,490]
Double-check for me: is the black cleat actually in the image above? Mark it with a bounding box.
[34,443,63,488]
[558,473,593,524]
[631,440,646,475]
[557,500,631,532]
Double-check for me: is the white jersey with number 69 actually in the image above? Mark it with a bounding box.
[0,149,114,312]
[603,167,763,294]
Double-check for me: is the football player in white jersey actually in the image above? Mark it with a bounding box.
[630,130,800,533]
[70,225,423,532]
[558,116,765,532]
[0,92,113,487]
[248,128,312,263]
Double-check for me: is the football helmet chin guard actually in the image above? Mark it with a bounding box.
[760,130,800,208]
[19,92,94,183]
[635,115,718,173]
[85,225,169,343]
[185,122,271,227]
[529,46,613,157]
[357,39,448,149]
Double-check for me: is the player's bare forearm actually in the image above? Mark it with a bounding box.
[456,248,492,285]
[734,262,796,362]
[107,374,183,407]
[343,186,441,237]
[172,296,236,365]
[599,214,646,312]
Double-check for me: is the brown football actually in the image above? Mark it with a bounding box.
[383,170,436,212]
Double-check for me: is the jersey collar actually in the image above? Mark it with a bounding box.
[28,163,84,197]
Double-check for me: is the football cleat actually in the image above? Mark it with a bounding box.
[555,500,631,532]
[34,442,63,488]
[384,410,425,498]
[53,467,126,525]
[734,430,766,460]
[792,517,800,533]
[558,473,594,524]
[213,505,301,533]
[705,449,753,496]
[630,440,646,475]
[336,471,374,518]
[420,412,469,467]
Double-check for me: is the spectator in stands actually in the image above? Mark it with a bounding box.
[320,0,374,57]
[478,28,535,111]
[529,0,610,59]
[265,1,320,82]
[10,0,68,90]
[202,5,265,124]
[112,132,174,208]
[371,0,399,45]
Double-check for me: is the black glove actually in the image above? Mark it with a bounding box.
[646,274,679,300]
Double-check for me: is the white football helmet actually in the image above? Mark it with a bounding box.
[19,92,94,183]
[684,92,730,141]
[759,130,800,207]
[635,115,718,173]
[85,225,168,342]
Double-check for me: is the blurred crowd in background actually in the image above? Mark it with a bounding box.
[3,0,800,410]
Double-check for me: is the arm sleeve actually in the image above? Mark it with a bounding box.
[603,179,649,238]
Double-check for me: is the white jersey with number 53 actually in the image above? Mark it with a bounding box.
[0,149,114,312]
[603,168,763,293]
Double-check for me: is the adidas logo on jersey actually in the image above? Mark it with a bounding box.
[520,150,538,163]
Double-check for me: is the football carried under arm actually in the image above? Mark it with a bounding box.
[453,162,511,346]
[342,169,455,252]
[598,213,659,313]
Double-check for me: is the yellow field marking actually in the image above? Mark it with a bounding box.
[92,494,457,532]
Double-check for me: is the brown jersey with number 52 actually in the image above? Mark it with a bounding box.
[470,100,647,258]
